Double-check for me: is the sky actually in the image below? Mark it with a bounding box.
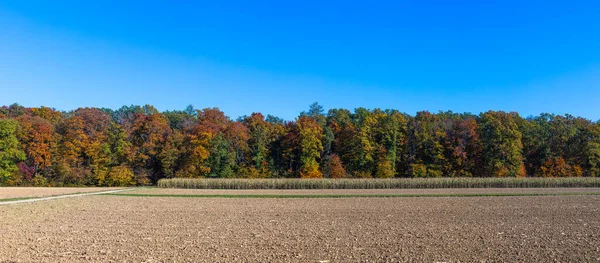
[1,0,599,121]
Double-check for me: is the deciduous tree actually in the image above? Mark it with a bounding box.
[0,119,26,183]
[479,111,525,177]
[297,116,323,178]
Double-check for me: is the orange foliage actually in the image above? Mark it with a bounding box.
[16,115,54,171]
[328,154,346,178]
[539,157,582,177]
[197,108,229,136]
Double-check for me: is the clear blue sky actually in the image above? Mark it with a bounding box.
[1,1,599,121]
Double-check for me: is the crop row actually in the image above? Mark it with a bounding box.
[157,177,600,189]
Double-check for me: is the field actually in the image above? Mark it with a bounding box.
[1,187,600,262]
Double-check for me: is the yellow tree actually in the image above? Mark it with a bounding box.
[30,106,62,124]
[243,113,276,176]
[297,116,323,178]
[55,114,88,184]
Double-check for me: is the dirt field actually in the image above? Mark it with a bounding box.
[0,187,121,199]
[1,189,599,262]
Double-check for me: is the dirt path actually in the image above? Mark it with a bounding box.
[0,188,135,205]
[0,187,124,199]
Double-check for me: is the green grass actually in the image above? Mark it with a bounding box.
[157,177,600,190]
[0,196,38,203]
[103,192,600,199]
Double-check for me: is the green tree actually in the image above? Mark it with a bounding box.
[407,111,446,177]
[375,110,408,177]
[301,102,326,127]
[585,123,600,176]
[479,111,525,177]
[206,133,236,177]
[244,113,271,171]
[0,119,26,183]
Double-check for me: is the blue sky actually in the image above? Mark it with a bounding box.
[1,1,599,120]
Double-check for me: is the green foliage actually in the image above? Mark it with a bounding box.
[0,119,26,182]
[584,123,600,177]
[206,133,236,178]
[479,111,525,177]
[244,113,271,170]
[302,102,326,127]
[408,112,447,176]
[30,175,48,186]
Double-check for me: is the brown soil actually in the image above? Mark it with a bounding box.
[0,187,122,199]
[0,194,599,262]
[133,187,600,195]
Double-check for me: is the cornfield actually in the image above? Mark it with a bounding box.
[157,177,600,189]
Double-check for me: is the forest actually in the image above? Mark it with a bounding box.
[1,103,599,186]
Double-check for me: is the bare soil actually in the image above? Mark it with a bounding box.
[0,192,599,262]
[0,187,121,199]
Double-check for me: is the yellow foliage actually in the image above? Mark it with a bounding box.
[375,159,394,178]
[410,163,427,178]
[353,170,372,178]
[98,165,135,186]
[300,159,322,178]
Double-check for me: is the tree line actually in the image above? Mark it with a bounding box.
[0,103,599,186]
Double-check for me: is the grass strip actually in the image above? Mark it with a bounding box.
[0,196,39,203]
[103,192,600,199]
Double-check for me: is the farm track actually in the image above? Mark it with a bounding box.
[1,188,599,262]
[0,188,134,205]
[0,187,125,199]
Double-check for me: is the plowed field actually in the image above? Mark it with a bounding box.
[1,188,599,262]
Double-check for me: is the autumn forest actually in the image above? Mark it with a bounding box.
[1,103,599,186]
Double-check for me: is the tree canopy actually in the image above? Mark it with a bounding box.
[1,103,599,186]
